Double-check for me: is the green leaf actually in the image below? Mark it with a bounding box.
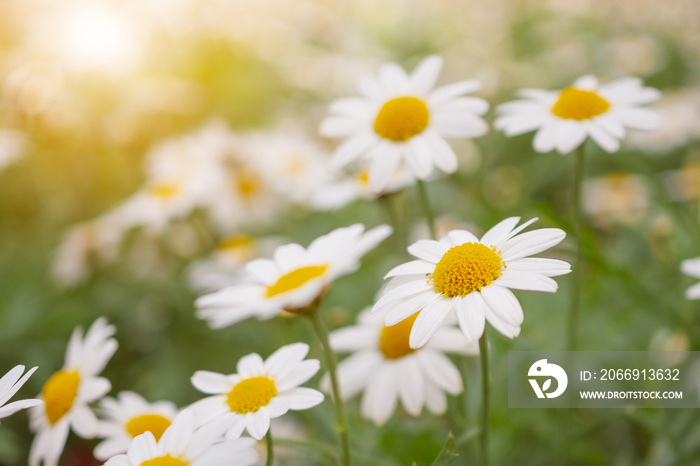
[430,432,459,466]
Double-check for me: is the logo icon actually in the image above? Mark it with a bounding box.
[528,359,568,399]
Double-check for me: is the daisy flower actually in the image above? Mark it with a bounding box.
[322,308,477,425]
[104,408,258,466]
[311,166,415,211]
[93,391,178,461]
[196,223,392,329]
[373,218,570,347]
[320,55,488,191]
[495,75,662,154]
[29,317,118,466]
[681,258,700,300]
[0,365,42,419]
[190,343,324,440]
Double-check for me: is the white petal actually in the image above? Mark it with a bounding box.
[532,122,558,153]
[583,121,620,153]
[361,364,398,425]
[499,228,566,261]
[422,130,459,173]
[368,143,402,192]
[283,387,325,410]
[0,399,42,419]
[264,343,310,377]
[405,137,435,179]
[330,130,378,168]
[71,405,99,438]
[407,239,449,262]
[495,270,559,293]
[409,299,453,349]
[244,259,280,285]
[408,55,443,94]
[328,326,377,352]
[397,358,425,416]
[424,380,447,414]
[429,80,481,106]
[455,293,487,341]
[384,260,434,278]
[506,258,571,277]
[191,371,232,395]
[479,285,524,325]
[555,121,587,154]
[416,351,462,394]
[246,410,270,440]
[275,360,320,391]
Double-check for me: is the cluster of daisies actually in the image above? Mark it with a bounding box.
[4,317,324,466]
[16,53,700,464]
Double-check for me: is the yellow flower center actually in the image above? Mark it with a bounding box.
[265,265,328,298]
[125,414,172,441]
[42,370,80,425]
[225,376,278,414]
[140,454,189,466]
[374,96,430,141]
[233,170,261,198]
[430,243,505,297]
[551,87,610,120]
[148,183,179,199]
[217,235,254,252]
[379,312,420,359]
[356,169,370,187]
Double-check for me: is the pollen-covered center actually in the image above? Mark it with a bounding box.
[233,169,262,198]
[225,376,278,414]
[551,87,611,120]
[42,370,81,425]
[430,243,505,297]
[379,312,420,359]
[125,414,172,441]
[265,265,328,298]
[140,454,189,466]
[374,96,430,141]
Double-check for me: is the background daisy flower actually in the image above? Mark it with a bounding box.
[190,343,323,440]
[681,258,700,300]
[94,391,178,461]
[322,308,477,425]
[196,223,392,329]
[374,218,570,347]
[29,317,118,466]
[495,75,663,154]
[104,408,259,466]
[320,55,489,191]
[0,365,42,419]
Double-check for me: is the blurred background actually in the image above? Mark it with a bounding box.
[0,0,699,464]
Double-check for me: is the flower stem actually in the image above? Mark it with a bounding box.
[309,311,352,466]
[478,334,489,466]
[567,143,587,351]
[266,429,274,466]
[416,180,437,240]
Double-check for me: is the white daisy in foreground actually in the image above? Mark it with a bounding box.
[374,218,570,347]
[29,317,118,466]
[495,75,663,154]
[0,365,42,419]
[196,224,392,329]
[190,343,323,440]
[104,409,258,466]
[681,258,700,300]
[93,391,178,461]
[322,308,477,425]
[320,55,488,191]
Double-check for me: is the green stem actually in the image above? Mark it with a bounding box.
[265,429,274,466]
[478,335,489,466]
[567,143,587,351]
[416,180,437,240]
[378,194,406,252]
[309,311,352,466]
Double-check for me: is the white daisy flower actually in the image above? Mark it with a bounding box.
[104,408,258,466]
[373,218,570,347]
[322,307,477,425]
[0,365,42,419]
[196,223,392,329]
[320,55,489,191]
[29,318,118,466]
[187,235,286,292]
[190,343,324,440]
[495,75,663,154]
[311,166,415,211]
[681,258,700,300]
[93,391,178,461]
